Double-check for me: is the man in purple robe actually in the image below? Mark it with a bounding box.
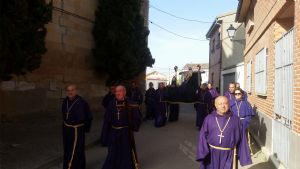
[127,82,143,105]
[102,85,142,169]
[168,77,180,122]
[102,85,116,109]
[144,82,156,120]
[100,85,116,146]
[196,96,252,169]
[194,83,213,130]
[154,82,167,127]
[224,82,236,102]
[62,84,93,169]
[207,83,219,99]
[207,83,219,110]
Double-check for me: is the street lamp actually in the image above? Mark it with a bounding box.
[227,24,236,40]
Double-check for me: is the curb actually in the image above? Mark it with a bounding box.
[34,139,100,169]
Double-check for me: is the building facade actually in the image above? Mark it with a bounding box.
[206,20,222,90]
[206,12,246,95]
[236,0,300,168]
[146,71,168,90]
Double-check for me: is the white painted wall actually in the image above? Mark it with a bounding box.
[145,79,168,90]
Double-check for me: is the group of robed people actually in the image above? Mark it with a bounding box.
[145,80,181,127]
[99,81,180,169]
[61,81,256,169]
[196,82,256,169]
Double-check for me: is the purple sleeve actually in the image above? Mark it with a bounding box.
[196,116,210,161]
[246,102,256,116]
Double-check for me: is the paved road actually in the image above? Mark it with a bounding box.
[49,104,275,169]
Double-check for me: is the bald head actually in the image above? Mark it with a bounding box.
[66,84,77,99]
[215,96,230,115]
[115,85,126,101]
[207,83,212,89]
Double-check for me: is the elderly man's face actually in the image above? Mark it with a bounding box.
[229,84,236,93]
[207,83,212,89]
[66,85,77,99]
[215,97,229,115]
[115,86,126,101]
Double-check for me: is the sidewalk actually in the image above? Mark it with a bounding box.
[240,137,275,169]
[0,111,103,169]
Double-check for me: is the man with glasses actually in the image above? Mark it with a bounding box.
[62,84,93,169]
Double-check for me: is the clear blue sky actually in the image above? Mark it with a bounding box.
[147,0,239,74]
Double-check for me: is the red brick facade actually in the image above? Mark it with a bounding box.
[293,0,300,133]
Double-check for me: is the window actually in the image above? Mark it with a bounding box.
[216,33,220,49]
[211,39,215,53]
[246,61,252,93]
[255,48,267,95]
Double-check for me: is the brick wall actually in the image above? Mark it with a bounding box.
[293,0,300,134]
[244,25,275,117]
[243,0,295,118]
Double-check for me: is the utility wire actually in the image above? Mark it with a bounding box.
[150,4,235,24]
[149,20,208,41]
[150,5,212,23]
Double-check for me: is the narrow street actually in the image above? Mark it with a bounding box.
[48,104,275,169]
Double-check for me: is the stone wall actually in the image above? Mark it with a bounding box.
[0,0,149,120]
